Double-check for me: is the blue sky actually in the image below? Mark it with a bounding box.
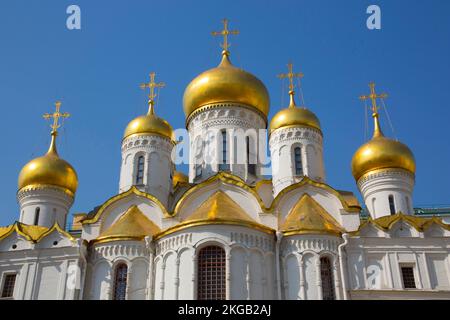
[0,0,449,226]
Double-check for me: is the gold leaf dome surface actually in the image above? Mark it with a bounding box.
[351,117,415,181]
[351,135,416,181]
[183,53,270,121]
[18,136,78,194]
[124,112,173,141]
[270,102,321,134]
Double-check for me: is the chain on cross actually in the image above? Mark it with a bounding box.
[212,18,239,54]
[43,101,70,135]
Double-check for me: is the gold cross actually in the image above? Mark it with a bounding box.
[43,101,70,135]
[359,82,388,115]
[212,18,239,53]
[140,72,165,112]
[277,63,304,93]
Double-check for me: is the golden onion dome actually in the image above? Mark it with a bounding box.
[351,114,416,181]
[123,107,174,141]
[173,170,189,187]
[270,92,321,134]
[18,133,78,195]
[183,51,270,122]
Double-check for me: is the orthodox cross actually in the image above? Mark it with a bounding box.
[43,101,70,135]
[212,18,239,53]
[140,72,165,113]
[359,82,388,115]
[277,62,304,93]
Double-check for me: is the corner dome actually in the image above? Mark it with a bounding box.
[124,112,173,141]
[351,135,416,181]
[351,115,415,181]
[18,134,78,195]
[183,52,270,122]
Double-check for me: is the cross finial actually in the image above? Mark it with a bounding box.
[277,62,304,107]
[359,82,388,115]
[212,18,239,56]
[140,72,165,114]
[43,101,70,135]
[359,82,388,138]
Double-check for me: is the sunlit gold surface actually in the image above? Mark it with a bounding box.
[94,205,160,244]
[173,170,189,187]
[352,213,450,235]
[0,221,74,242]
[123,113,174,141]
[155,191,274,239]
[81,186,170,224]
[270,63,320,133]
[352,82,415,181]
[351,134,416,181]
[183,53,270,121]
[18,102,78,194]
[281,194,343,236]
[83,172,361,227]
[18,134,78,194]
[270,104,321,133]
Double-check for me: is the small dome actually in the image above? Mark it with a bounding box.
[269,92,321,134]
[183,52,270,122]
[18,135,78,195]
[270,105,321,134]
[351,117,416,181]
[124,112,173,141]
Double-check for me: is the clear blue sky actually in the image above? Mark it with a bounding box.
[1,0,449,226]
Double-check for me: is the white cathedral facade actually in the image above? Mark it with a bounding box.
[1,21,450,300]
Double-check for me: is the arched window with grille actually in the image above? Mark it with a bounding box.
[197,246,226,300]
[294,147,303,176]
[320,257,335,300]
[113,263,128,300]
[135,155,145,185]
[389,195,396,215]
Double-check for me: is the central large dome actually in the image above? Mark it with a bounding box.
[183,52,270,122]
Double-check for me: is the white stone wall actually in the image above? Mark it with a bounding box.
[84,241,149,300]
[346,226,450,299]
[119,134,174,206]
[269,126,325,196]
[187,104,266,183]
[17,186,74,228]
[0,237,84,300]
[358,169,415,219]
[280,235,342,300]
[154,225,276,300]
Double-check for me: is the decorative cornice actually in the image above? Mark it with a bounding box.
[186,102,267,129]
[17,184,75,199]
[357,167,415,186]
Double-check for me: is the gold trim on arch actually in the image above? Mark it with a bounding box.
[81,186,170,224]
[172,172,269,215]
[154,219,275,241]
[270,176,362,213]
[0,221,75,243]
[351,212,450,235]
[82,172,361,227]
